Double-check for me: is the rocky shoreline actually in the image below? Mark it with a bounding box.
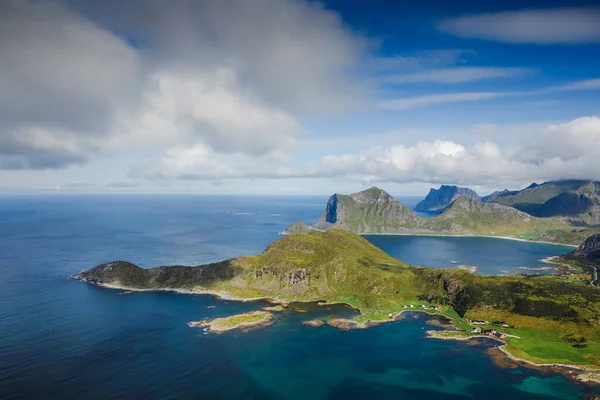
[72,275,599,385]
[188,311,274,333]
[426,330,600,384]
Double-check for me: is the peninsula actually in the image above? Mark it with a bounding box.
[73,229,600,382]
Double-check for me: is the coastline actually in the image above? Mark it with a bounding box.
[426,330,600,384]
[72,277,599,385]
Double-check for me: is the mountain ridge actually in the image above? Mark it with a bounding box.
[283,186,591,244]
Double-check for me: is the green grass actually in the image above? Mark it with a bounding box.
[210,311,271,331]
[502,327,600,366]
[86,228,600,368]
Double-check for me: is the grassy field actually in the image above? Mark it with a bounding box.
[208,311,272,332]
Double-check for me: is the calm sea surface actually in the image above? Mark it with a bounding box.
[0,195,596,399]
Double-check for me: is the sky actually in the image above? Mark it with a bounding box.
[1,0,600,196]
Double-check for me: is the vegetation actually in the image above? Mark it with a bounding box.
[304,187,580,243]
[76,229,600,368]
[189,311,273,332]
[490,180,600,225]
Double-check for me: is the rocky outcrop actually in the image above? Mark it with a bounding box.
[310,187,425,234]
[414,185,481,212]
[566,234,600,262]
[281,221,311,235]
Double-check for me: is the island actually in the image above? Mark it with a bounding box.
[72,228,600,383]
[189,311,274,333]
[282,185,600,245]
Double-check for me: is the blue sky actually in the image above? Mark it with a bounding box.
[1,0,599,196]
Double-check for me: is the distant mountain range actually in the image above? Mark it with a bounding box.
[282,186,599,245]
[486,180,600,225]
[413,180,600,226]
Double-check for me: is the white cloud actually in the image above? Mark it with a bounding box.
[0,0,141,168]
[382,67,532,84]
[440,8,600,44]
[379,92,506,110]
[378,77,600,110]
[132,143,300,181]
[116,68,302,156]
[549,78,600,92]
[307,116,600,185]
[125,0,369,114]
[373,50,469,70]
[0,0,368,172]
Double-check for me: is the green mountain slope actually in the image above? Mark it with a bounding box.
[490,180,600,225]
[297,187,588,244]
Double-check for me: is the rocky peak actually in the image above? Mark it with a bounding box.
[350,186,396,204]
[414,185,480,212]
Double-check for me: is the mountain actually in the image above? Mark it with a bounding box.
[281,221,312,235]
[414,185,480,212]
[295,187,583,243]
[566,234,600,263]
[488,180,600,225]
[74,229,420,310]
[310,187,422,233]
[74,229,600,369]
[481,189,515,202]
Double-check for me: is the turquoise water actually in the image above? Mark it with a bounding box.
[0,195,597,399]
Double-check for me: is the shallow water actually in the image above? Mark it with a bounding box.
[0,195,596,399]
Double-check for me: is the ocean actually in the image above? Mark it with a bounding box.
[0,195,596,399]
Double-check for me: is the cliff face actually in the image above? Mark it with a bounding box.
[310,187,425,234]
[301,187,571,238]
[414,185,481,212]
[567,234,600,262]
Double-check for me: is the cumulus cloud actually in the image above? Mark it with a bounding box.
[439,8,600,44]
[307,117,600,185]
[133,116,600,186]
[0,0,368,171]
[0,0,141,168]
[131,144,300,181]
[116,69,302,156]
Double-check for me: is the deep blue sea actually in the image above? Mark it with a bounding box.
[0,195,597,399]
